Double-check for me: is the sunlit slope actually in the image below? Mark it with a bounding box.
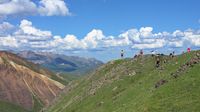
[0,51,65,112]
[0,101,29,112]
[47,51,200,112]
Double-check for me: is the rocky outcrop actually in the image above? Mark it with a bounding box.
[171,52,200,78]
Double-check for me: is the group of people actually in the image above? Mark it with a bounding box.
[120,47,192,68]
[120,49,144,58]
[120,48,191,59]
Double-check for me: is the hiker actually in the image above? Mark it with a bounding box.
[156,56,160,68]
[169,51,175,58]
[187,48,191,53]
[134,54,138,59]
[140,50,143,56]
[169,53,172,57]
[172,51,175,57]
[151,50,156,57]
[121,50,124,58]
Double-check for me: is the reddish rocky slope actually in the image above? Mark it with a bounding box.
[0,51,65,110]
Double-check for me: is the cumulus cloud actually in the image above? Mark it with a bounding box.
[102,36,130,47]
[119,27,165,49]
[121,27,200,49]
[172,30,184,37]
[0,19,200,52]
[64,35,86,49]
[0,22,15,35]
[185,34,200,46]
[0,35,18,47]
[119,29,140,43]
[132,39,166,49]
[168,40,183,48]
[14,19,52,40]
[139,27,153,38]
[48,35,86,50]
[39,0,70,16]
[82,29,105,48]
[0,0,70,18]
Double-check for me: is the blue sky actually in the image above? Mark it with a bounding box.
[0,0,200,61]
[8,0,200,37]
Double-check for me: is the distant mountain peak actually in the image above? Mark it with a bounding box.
[17,51,104,75]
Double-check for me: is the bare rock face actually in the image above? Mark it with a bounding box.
[0,51,65,110]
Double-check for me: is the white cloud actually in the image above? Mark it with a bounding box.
[0,0,37,16]
[15,20,52,39]
[1,19,200,52]
[82,29,105,48]
[39,0,70,16]
[168,40,184,48]
[132,38,166,49]
[119,29,140,43]
[0,35,18,47]
[49,35,86,50]
[103,37,130,47]
[184,34,200,46]
[172,30,184,37]
[64,35,86,49]
[0,0,70,17]
[0,22,15,35]
[139,27,153,38]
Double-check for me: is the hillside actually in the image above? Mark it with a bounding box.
[0,51,65,112]
[0,101,28,112]
[46,51,200,112]
[17,51,103,76]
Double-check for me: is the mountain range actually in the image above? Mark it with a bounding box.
[17,51,104,76]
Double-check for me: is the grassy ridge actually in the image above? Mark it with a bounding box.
[47,51,200,112]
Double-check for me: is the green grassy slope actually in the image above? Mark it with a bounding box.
[0,94,44,112]
[46,51,200,112]
[0,94,47,112]
[0,100,29,112]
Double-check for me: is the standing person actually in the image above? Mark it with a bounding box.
[156,56,160,68]
[169,53,173,58]
[151,50,156,57]
[140,50,143,56]
[121,50,124,58]
[187,48,191,53]
[172,51,175,57]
